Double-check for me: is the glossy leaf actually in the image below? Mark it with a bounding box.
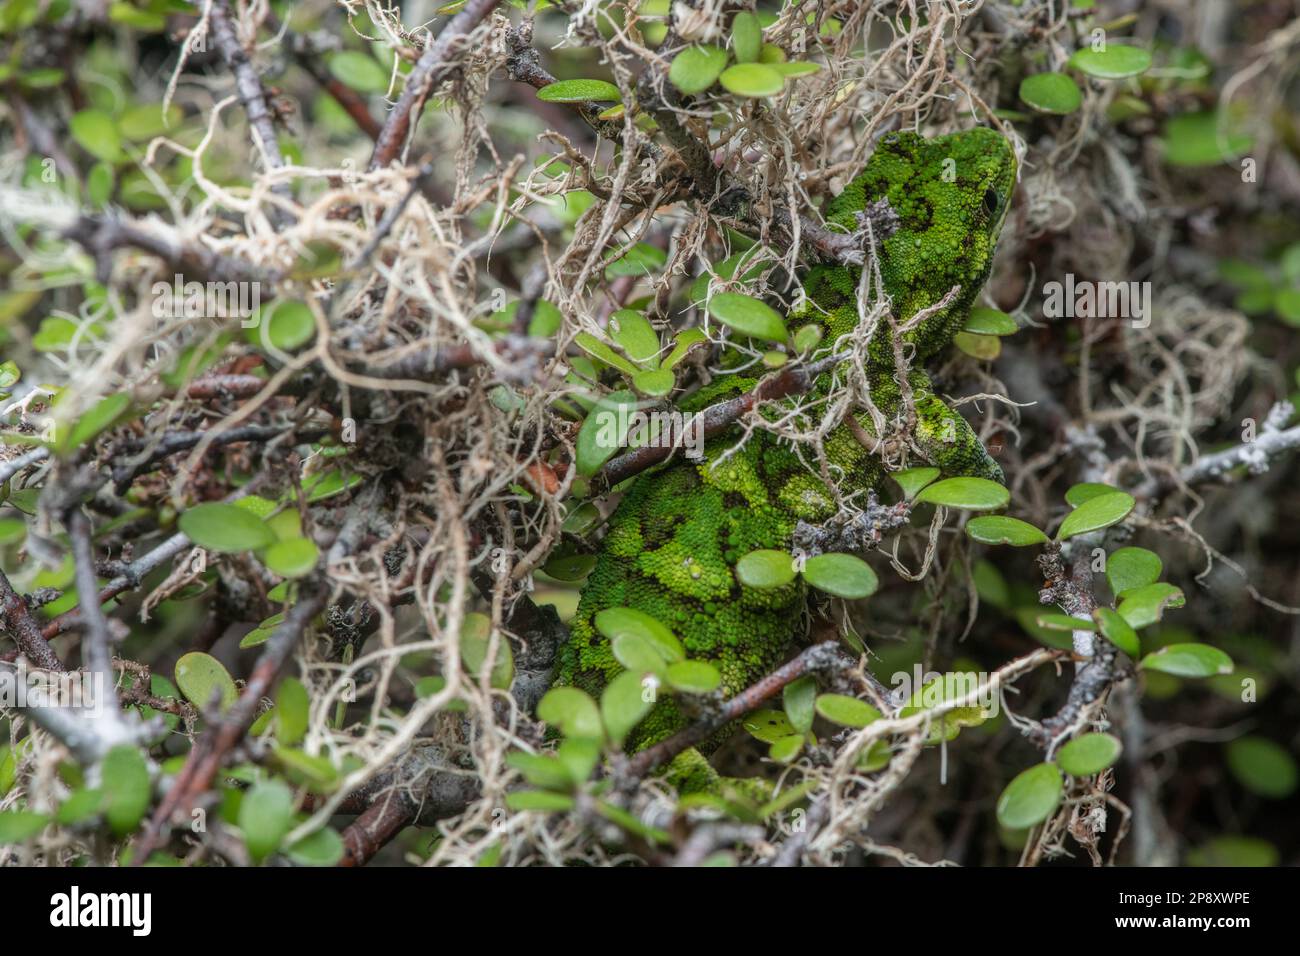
[1140,642,1233,677]
[1056,733,1122,776]
[179,503,276,553]
[814,693,880,728]
[736,549,797,589]
[914,477,1009,511]
[966,515,1048,546]
[707,292,788,342]
[175,652,238,711]
[537,79,621,103]
[802,553,879,599]
[1056,491,1134,540]
[996,763,1063,829]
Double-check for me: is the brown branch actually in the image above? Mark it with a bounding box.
[368,0,504,171]
[268,14,383,142]
[339,793,418,866]
[131,583,329,863]
[209,0,294,221]
[620,641,847,782]
[0,568,63,671]
[185,374,270,400]
[62,211,270,286]
[593,351,850,492]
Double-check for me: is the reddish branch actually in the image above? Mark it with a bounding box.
[209,0,294,219]
[0,568,63,671]
[339,794,418,866]
[621,641,847,781]
[593,351,850,492]
[185,374,269,400]
[267,14,383,142]
[131,584,329,863]
[368,0,504,171]
[63,212,269,286]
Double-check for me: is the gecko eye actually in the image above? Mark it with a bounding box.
[982,187,1002,217]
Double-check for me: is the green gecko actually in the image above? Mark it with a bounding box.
[556,128,1018,793]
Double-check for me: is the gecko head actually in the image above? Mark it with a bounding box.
[827,127,1018,323]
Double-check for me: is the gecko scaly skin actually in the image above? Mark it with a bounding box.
[557,128,1018,791]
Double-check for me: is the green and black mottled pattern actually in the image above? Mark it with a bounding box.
[558,129,1018,774]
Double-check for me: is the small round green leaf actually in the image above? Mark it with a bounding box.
[1018,72,1082,114]
[537,79,621,103]
[102,744,151,836]
[964,307,1018,336]
[250,300,316,352]
[966,515,1048,546]
[600,669,655,748]
[595,607,684,662]
[175,652,238,711]
[1225,737,1297,799]
[914,477,1010,511]
[1118,582,1185,629]
[666,660,722,694]
[891,466,940,500]
[275,676,310,746]
[769,734,804,763]
[731,11,763,63]
[263,537,319,579]
[1162,110,1254,167]
[285,827,345,866]
[1069,44,1153,79]
[506,790,577,813]
[735,549,797,589]
[460,612,514,690]
[538,687,603,739]
[954,331,1001,360]
[239,779,294,864]
[802,553,879,599]
[996,763,1063,829]
[1065,482,1121,506]
[608,309,661,364]
[605,243,667,279]
[1140,642,1233,677]
[1056,732,1122,776]
[669,44,728,94]
[814,693,881,728]
[707,292,788,342]
[179,503,276,553]
[1106,546,1162,598]
[743,708,796,743]
[1056,491,1135,540]
[632,368,675,397]
[69,109,123,163]
[576,389,639,477]
[719,63,785,98]
[771,61,821,78]
[1187,836,1278,867]
[1093,608,1140,658]
[328,51,390,93]
[0,811,50,844]
[612,632,668,676]
[783,676,817,735]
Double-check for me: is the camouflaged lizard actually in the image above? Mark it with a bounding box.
[557,128,1018,792]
